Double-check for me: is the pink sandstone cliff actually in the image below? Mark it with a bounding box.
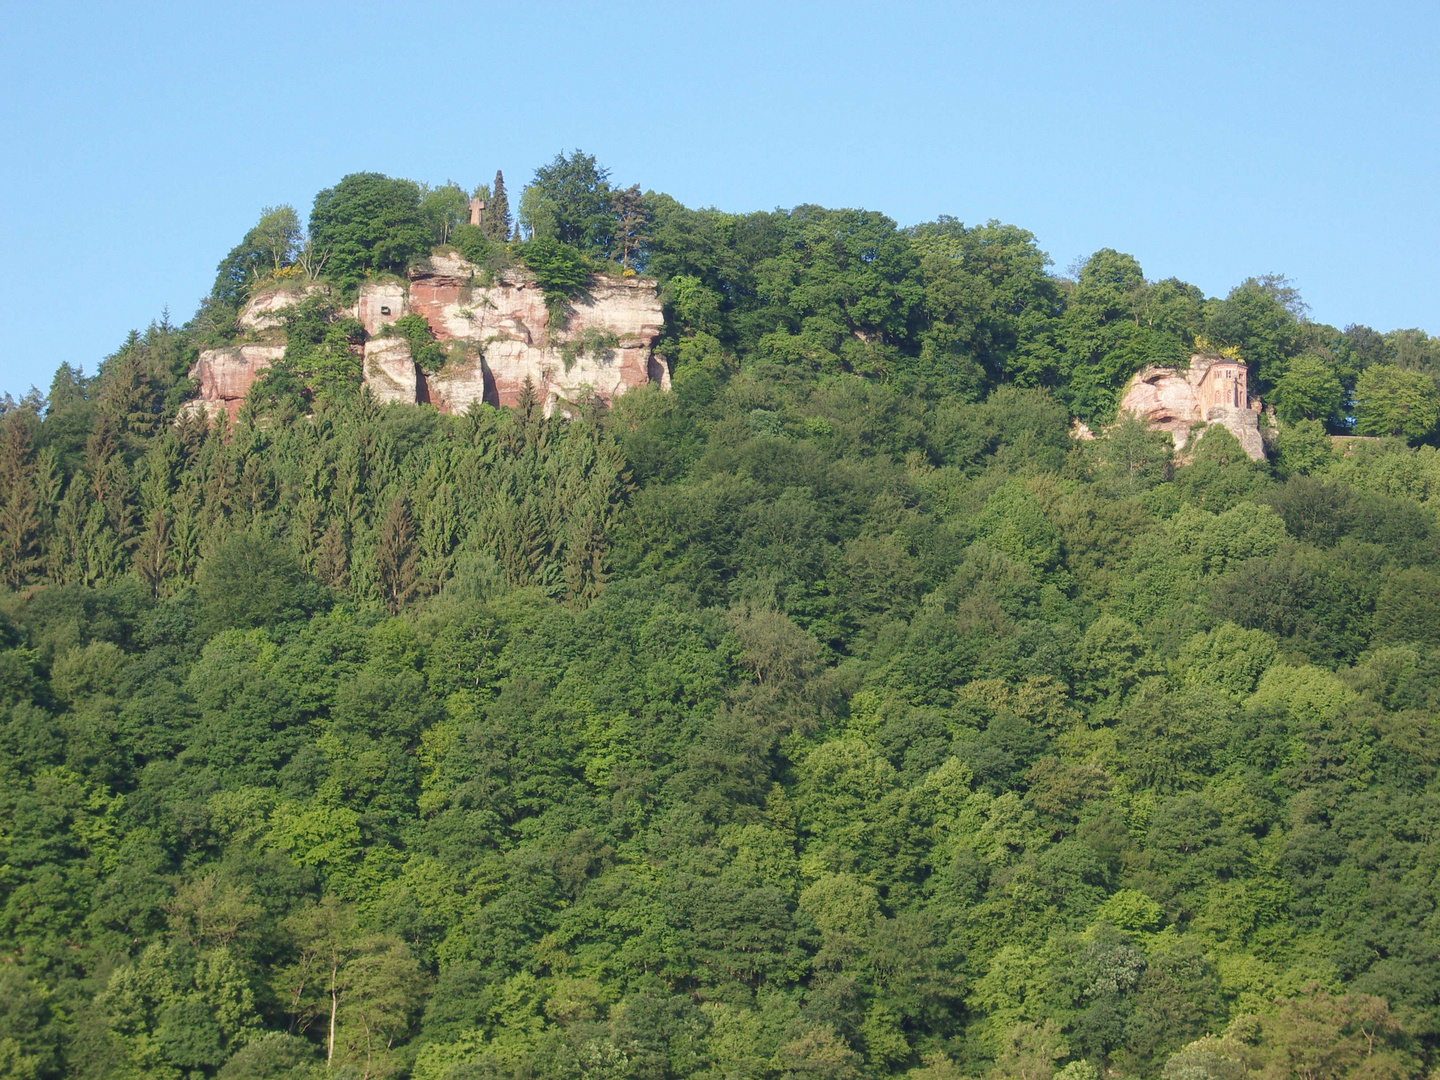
[185,345,287,423]
[185,253,666,420]
[1116,355,1266,461]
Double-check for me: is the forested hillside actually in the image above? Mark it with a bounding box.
[3,152,1440,1080]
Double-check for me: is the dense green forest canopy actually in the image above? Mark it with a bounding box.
[2,151,1440,1079]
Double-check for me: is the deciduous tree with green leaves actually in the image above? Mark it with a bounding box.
[1352,363,1440,440]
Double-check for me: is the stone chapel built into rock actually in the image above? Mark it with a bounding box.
[1195,359,1249,411]
[1116,355,1266,460]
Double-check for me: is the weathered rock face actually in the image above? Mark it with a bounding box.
[183,344,286,422]
[187,254,666,421]
[1117,355,1266,460]
[363,337,419,406]
[238,283,328,331]
[357,255,666,415]
[354,280,409,338]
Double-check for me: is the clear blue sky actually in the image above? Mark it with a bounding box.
[2,0,1436,398]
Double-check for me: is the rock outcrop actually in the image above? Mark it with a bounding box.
[186,253,667,421]
[363,337,420,406]
[1117,355,1266,460]
[370,254,667,415]
[183,344,286,422]
[237,283,327,331]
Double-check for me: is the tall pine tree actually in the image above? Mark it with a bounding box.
[611,183,649,271]
[0,411,42,587]
[375,495,419,613]
[483,170,511,242]
[316,517,350,590]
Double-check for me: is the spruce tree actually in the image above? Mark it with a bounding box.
[0,412,42,587]
[84,410,134,546]
[133,507,172,597]
[375,495,419,612]
[316,518,350,590]
[483,170,511,242]
[515,376,539,428]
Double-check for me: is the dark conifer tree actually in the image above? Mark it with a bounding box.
[515,376,539,428]
[133,507,171,596]
[84,410,134,547]
[316,518,350,590]
[483,170,511,242]
[611,184,649,270]
[376,495,419,612]
[0,411,42,586]
[98,331,167,446]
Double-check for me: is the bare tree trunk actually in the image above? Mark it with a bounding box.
[328,962,338,1067]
